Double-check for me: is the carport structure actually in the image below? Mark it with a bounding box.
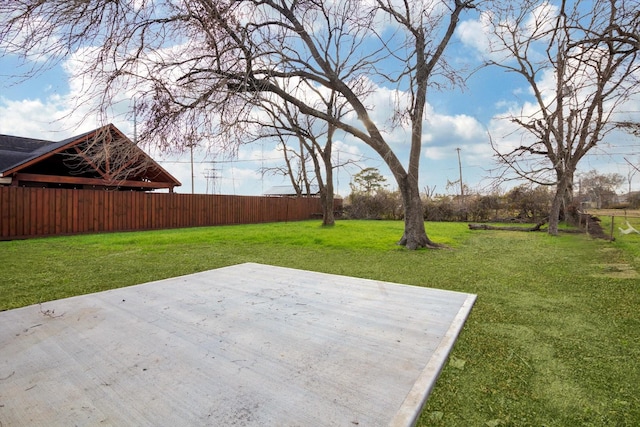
[0,124,180,192]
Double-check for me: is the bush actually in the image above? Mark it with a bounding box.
[627,193,640,209]
[505,185,551,221]
[423,196,467,222]
[467,194,502,222]
[344,189,403,220]
[344,185,554,223]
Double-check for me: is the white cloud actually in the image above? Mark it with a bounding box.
[0,95,101,140]
[457,2,558,64]
[0,14,62,64]
[457,11,494,57]
[423,112,485,147]
[0,98,60,138]
[424,146,448,160]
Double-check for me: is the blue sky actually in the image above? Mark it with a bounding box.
[1,5,638,197]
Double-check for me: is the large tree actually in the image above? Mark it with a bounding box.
[579,169,624,208]
[486,0,640,234]
[0,0,474,249]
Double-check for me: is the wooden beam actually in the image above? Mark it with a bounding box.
[14,173,176,190]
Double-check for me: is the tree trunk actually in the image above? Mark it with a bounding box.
[548,187,562,235]
[549,177,568,235]
[319,126,335,227]
[549,168,576,235]
[320,177,335,227]
[561,170,575,222]
[397,176,440,249]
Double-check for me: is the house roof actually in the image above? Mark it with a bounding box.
[0,130,93,173]
[0,124,181,191]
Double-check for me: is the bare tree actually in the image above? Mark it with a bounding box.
[486,0,640,234]
[579,169,624,208]
[257,108,316,197]
[249,91,355,226]
[0,0,474,249]
[619,125,640,192]
[624,157,640,187]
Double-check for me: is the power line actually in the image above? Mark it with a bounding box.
[155,149,380,165]
[158,157,280,165]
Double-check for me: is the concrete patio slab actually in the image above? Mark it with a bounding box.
[0,263,475,426]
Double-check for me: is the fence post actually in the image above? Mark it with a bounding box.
[585,213,589,235]
[610,215,615,240]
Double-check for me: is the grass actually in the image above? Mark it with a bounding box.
[1,220,639,426]
[591,209,640,261]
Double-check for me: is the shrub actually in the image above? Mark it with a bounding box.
[344,189,403,220]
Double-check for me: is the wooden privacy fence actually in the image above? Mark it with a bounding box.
[0,187,341,240]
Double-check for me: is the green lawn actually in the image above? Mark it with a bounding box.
[1,220,639,426]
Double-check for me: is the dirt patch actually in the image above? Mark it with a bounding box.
[591,263,639,279]
[578,214,612,240]
[598,247,617,253]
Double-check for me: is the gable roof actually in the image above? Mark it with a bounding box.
[0,124,181,191]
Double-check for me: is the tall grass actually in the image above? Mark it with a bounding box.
[1,220,638,426]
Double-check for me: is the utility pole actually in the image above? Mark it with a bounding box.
[625,157,639,195]
[455,148,463,198]
[182,141,197,194]
[190,143,195,194]
[456,147,466,220]
[203,163,219,194]
[133,98,137,145]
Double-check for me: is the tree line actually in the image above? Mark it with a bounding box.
[345,168,639,222]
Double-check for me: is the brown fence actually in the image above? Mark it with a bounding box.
[0,186,341,240]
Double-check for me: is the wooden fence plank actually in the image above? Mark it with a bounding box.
[54,189,62,235]
[40,188,49,236]
[16,188,26,238]
[27,191,38,236]
[1,187,10,238]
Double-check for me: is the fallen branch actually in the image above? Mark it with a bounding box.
[468,219,547,232]
[619,221,640,235]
